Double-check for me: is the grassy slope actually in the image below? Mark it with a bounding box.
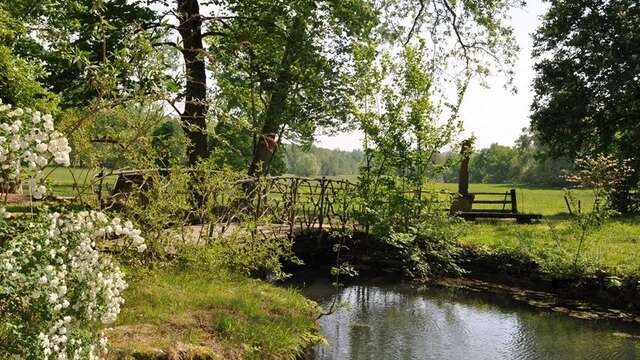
[107,265,321,360]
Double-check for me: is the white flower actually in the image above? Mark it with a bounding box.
[36,143,48,152]
[0,207,11,219]
[33,111,41,124]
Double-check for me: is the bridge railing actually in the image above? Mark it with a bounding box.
[101,170,463,238]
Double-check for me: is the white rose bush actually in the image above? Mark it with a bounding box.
[0,106,146,359]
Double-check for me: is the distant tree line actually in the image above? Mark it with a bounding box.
[283,145,363,177]
[441,129,572,187]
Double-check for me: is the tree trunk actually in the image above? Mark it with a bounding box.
[177,0,209,165]
[248,15,306,177]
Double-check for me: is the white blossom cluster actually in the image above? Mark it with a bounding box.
[0,101,71,199]
[0,211,146,359]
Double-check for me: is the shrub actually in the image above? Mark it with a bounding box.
[0,102,71,198]
[0,211,145,359]
[0,105,145,359]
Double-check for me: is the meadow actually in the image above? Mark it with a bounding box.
[334,175,594,215]
[46,169,591,216]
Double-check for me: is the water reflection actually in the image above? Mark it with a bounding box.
[300,279,640,360]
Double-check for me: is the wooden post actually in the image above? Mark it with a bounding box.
[318,177,326,230]
[564,195,573,215]
[288,178,297,237]
[458,139,472,197]
[510,189,518,214]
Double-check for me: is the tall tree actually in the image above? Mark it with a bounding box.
[176,0,209,164]
[5,0,211,165]
[211,0,376,177]
[531,0,640,211]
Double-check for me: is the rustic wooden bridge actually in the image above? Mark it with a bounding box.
[105,171,542,242]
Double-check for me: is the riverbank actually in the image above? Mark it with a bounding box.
[458,218,640,311]
[106,263,322,359]
[289,222,640,315]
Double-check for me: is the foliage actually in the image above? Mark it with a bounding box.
[4,0,159,108]
[560,154,632,268]
[0,211,146,359]
[0,5,59,113]
[378,0,521,88]
[564,154,632,211]
[353,43,466,279]
[67,104,186,170]
[469,143,518,184]
[0,104,71,198]
[212,0,376,176]
[531,0,640,211]
[441,129,573,187]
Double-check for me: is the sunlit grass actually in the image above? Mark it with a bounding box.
[108,264,321,359]
[460,217,640,277]
[331,175,594,216]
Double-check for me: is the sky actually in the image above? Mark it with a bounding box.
[316,0,549,151]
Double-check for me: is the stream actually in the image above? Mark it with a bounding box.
[295,277,640,360]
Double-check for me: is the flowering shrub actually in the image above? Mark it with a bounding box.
[0,101,71,199]
[0,211,146,359]
[0,105,145,358]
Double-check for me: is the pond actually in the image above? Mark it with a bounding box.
[296,278,640,360]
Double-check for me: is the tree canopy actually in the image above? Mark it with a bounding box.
[531,0,640,208]
[1,0,521,179]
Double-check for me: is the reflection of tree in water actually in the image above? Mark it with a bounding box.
[312,282,640,360]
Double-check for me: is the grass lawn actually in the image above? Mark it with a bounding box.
[431,183,594,216]
[42,169,592,216]
[107,264,321,360]
[43,167,117,197]
[460,218,640,278]
[329,175,594,216]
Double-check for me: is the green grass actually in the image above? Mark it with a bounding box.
[460,218,640,278]
[43,167,116,197]
[10,167,116,198]
[327,175,594,216]
[431,183,594,216]
[108,264,321,359]
[39,168,594,216]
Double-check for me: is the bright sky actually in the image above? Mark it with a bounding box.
[316,0,549,151]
